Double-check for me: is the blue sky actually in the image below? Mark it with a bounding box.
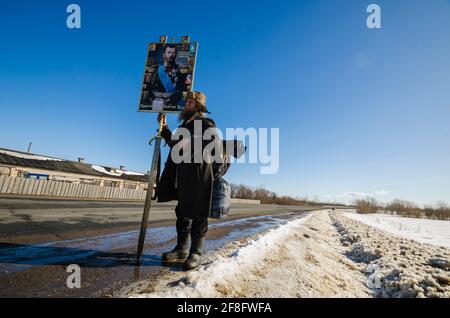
[0,0,449,205]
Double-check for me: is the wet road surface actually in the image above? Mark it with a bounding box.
[0,199,316,297]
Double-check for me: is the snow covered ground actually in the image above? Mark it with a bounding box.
[121,210,450,298]
[333,212,449,297]
[122,211,371,298]
[344,211,450,248]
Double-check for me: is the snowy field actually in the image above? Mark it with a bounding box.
[344,211,450,248]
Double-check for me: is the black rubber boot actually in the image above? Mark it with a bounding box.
[183,237,204,271]
[162,232,190,262]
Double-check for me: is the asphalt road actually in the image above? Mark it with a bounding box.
[0,198,318,244]
[0,198,322,297]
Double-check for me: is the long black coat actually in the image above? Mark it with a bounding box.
[156,115,217,219]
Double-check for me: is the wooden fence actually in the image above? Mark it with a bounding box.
[0,175,146,201]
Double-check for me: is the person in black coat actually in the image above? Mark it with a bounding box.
[156,91,219,270]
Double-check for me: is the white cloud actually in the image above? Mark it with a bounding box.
[373,190,388,196]
[339,190,389,199]
[343,192,370,198]
[319,190,389,204]
[323,190,389,199]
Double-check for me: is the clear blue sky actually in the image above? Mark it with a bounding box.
[1,0,449,205]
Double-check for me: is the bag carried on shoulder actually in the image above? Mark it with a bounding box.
[210,177,231,219]
[209,140,246,219]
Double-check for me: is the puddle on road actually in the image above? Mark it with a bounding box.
[0,212,306,275]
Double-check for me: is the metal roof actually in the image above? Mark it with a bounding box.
[0,147,148,183]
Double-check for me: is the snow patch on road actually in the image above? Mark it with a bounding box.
[344,212,450,248]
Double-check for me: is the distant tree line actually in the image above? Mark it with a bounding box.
[229,183,344,207]
[354,198,450,220]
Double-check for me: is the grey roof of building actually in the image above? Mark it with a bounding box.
[0,147,148,183]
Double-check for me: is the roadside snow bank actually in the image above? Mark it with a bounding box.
[344,212,450,248]
[123,210,449,298]
[334,213,450,298]
[125,211,370,298]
